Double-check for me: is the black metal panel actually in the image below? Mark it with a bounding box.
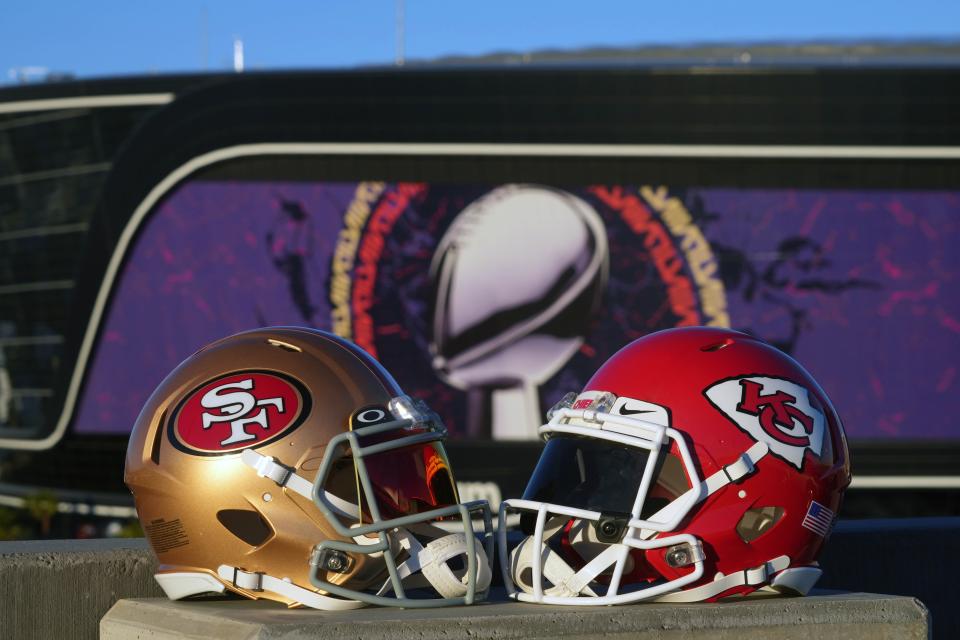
[1,66,958,508]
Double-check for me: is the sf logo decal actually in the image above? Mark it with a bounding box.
[171,371,309,455]
[704,376,825,469]
[199,379,286,446]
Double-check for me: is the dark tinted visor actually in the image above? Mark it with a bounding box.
[325,430,459,522]
[522,436,654,517]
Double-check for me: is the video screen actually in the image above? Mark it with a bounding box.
[73,180,960,441]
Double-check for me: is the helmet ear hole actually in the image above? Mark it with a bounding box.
[736,506,784,543]
[216,509,273,546]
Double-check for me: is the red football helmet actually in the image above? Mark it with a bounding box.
[498,327,850,604]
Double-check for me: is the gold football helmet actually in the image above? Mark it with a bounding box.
[125,327,492,609]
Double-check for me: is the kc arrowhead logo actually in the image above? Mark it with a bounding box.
[704,376,825,470]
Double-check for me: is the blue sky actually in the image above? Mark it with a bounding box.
[3,0,959,81]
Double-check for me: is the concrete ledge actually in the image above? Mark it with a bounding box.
[0,521,946,639]
[101,593,929,640]
[821,517,957,638]
[0,539,162,640]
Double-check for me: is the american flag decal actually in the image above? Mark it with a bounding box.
[802,500,836,537]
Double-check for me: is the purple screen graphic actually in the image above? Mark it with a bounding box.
[76,183,350,433]
[74,182,960,440]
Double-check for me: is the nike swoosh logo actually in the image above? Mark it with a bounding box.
[619,406,655,416]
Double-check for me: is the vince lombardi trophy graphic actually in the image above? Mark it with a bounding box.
[429,185,609,439]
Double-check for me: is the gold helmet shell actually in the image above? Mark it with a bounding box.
[126,327,492,609]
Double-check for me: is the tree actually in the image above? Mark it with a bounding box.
[22,491,59,538]
[0,507,25,540]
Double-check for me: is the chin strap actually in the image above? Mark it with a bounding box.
[241,449,361,519]
[760,565,823,596]
[217,565,366,611]
[217,528,492,609]
[703,441,769,496]
[640,441,769,540]
[652,555,791,603]
[378,528,492,598]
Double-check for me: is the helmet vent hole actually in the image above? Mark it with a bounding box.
[216,509,273,547]
[701,338,735,352]
[267,338,302,352]
[736,506,784,543]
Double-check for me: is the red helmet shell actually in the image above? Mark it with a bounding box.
[583,327,850,598]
